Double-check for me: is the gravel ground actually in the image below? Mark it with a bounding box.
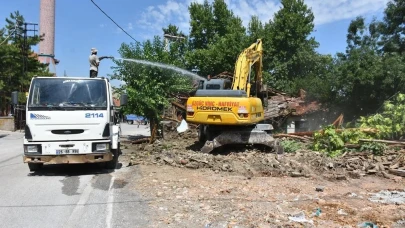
[119,128,405,227]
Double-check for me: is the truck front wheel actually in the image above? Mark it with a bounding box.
[28,163,43,172]
[105,148,119,169]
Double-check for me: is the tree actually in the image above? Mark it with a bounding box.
[111,36,194,140]
[247,16,265,44]
[0,11,51,115]
[186,0,247,76]
[188,0,215,50]
[319,14,405,120]
[264,0,319,94]
[329,17,383,118]
[380,0,405,54]
[292,53,336,102]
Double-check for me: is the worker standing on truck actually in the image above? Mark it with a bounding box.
[89,48,100,78]
[89,48,113,78]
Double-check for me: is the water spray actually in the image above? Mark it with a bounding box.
[114,57,205,81]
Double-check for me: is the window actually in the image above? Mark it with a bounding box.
[28,78,108,110]
[295,120,309,132]
[206,84,221,90]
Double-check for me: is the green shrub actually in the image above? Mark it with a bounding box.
[360,142,387,156]
[280,139,303,153]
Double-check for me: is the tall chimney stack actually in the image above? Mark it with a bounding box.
[38,0,57,75]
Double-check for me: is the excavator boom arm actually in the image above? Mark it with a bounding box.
[231,39,263,97]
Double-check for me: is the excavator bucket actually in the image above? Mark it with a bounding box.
[200,127,283,154]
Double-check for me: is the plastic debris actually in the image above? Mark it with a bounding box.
[337,209,348,215]
[368,189,405,205]
[311,208,322,217]
[176,119,189,133]
[288,211,314,224]
[358,221,378,228]
[395,219,405,227]
[348,192,358,198]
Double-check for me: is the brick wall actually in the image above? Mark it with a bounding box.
[0,117,15,131]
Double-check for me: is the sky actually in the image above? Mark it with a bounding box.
[0,0,390,87]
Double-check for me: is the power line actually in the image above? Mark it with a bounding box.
[90,0,142,46]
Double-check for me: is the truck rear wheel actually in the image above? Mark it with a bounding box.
[28,163,43,172]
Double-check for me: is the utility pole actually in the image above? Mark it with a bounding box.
[22,22,38,78]
[15,22,38,130]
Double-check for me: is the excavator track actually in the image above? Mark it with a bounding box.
[199,124,284,154]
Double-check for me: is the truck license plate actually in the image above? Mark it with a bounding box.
[56,149,79,154]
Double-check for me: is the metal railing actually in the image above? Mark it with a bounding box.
[13,104,26,131]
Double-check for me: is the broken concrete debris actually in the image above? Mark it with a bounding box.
[315,186,325,192]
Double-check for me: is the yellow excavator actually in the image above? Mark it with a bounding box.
[186,39,281,153]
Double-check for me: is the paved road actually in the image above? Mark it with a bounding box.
[120,121,151,137]
[0,123,150,228]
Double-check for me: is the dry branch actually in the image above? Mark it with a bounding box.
[274,128,378,138]
[131,138,151,144]
[344,144,361,149]
[171,101,186,111]
[280,131,314,137]
[388,169,405,177]
[274,134,312,141]
[359,139,405,145]
[332,114,344,128]
[163,116,180,123]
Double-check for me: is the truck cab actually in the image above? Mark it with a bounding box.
[20,76,127,171]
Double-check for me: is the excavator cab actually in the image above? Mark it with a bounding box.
[198,79,232,90]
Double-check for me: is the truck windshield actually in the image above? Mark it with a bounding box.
[28,78,108,110]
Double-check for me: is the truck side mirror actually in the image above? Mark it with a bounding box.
[120,93,128,106]
[11,91,19,105]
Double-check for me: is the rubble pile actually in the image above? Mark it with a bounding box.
[329,150,405,180]
[265,88,321,119]
[123,129,405,181]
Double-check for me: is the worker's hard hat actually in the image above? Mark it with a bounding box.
[91,48,98,53]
